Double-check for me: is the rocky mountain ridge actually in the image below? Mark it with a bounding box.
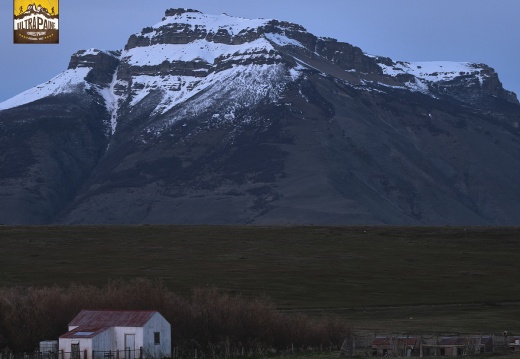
[1,8,519,225]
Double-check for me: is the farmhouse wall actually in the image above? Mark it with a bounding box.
[113,327,144,352]
[92,330,114,352]
[143,313,172,358]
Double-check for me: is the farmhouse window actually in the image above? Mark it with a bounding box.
[154,332,160,345]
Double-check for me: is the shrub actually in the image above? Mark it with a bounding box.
[0,279,350,353]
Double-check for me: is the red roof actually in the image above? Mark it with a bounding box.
[69,310,158,328]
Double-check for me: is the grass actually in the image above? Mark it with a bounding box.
[332,352,520,359]
[1,225,519,333]
[248,351,520,359]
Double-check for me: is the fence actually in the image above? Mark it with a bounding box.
[0,352,59,359]
[2,335,514,359]
[92,349,143,359]
[339,332,518,357]
[0,345,343,359]
[0,349,144,359]
[168,344,341,359]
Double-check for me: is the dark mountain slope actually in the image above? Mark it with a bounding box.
[0,95,110,224]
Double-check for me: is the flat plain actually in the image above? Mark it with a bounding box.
[1,225,519,333]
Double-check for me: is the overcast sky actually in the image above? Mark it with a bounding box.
[0,0,519,103]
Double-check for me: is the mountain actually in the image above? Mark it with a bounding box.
[1,8,520,225]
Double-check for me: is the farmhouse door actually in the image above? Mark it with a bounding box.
[125,334,135,359]
[71,343,80,359]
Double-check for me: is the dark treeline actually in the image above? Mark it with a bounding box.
[0,279,349,353]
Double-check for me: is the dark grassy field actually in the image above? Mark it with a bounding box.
[281,352,520,359]
[1,225,519,333]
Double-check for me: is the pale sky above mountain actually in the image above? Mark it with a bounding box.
[0,0,518,103]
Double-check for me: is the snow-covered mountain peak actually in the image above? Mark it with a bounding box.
[155,8,272,36]
[115,9,309,122]
[125,8,309,52]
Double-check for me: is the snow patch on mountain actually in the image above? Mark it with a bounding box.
[377,60,491,96]
[289,63,306,80]
[264,33,305,48]
[96,71,121,135]
[380,61,488,83]
[404,77,430,94]
[124,37,278,66]
[141,63,297,138]
[154,10,271,36]
[80,48,102,56]
[0,67,91,111]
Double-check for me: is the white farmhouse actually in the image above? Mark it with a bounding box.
[59,310,171,359]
